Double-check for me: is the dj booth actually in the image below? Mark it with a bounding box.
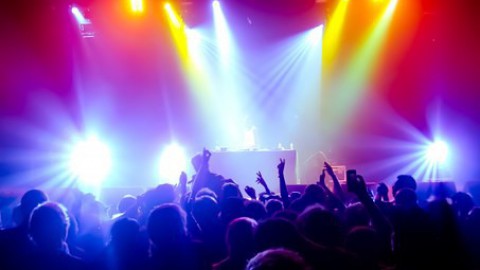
[208,149,298,193]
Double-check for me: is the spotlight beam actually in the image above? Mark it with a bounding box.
[158,143,187,184]
[327,0,398,134]
[212,0,234,65]
[426,140,448,165]
[322,0,349,74]
[165,3,182,28]
[71,7,88,24]
[68,136,112,187]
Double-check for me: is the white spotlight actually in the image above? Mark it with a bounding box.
[71,6,88,24]
[212,0,232,61]
[307,25,324,46]
[69,136,112,186]
[426,140,449,164]
[158,143,187,184]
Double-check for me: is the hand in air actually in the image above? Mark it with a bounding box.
[256,171,267,187]
[317,169,326,187]
[244,186,257,199]
[277,158,286,174]
[202,148,211,164]
[324,162,335,176]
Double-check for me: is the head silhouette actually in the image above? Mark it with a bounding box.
[376,183,389,199]
[345,226,380,264]
[220,197,246,224]
[452,192,474,217]
[344,202,370,230]
[245,200,267,221]
[110,218,140,247]
[20,189,48,226]
[192,195,219,227]
[143,184,176,212]
[117,195,137,213]
[394,188,418,210]
[148,203,186,247]
[392,175,416,196]
[266,199,284,217]
[255,218,303,252]
[29,202,69,250]
[226,217,257,258]
[297,206,344,247]
[222,183,242,200]
[303,185,326,203]
[246,248,309,270]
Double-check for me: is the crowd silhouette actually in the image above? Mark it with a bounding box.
[1,148,480,270]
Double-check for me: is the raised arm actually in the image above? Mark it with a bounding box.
[351,175,391,231]
[317,169,346,211]
[350,174,393,259]
[191,148,211,198]
[256,171,272,195]
[277,158,290,207]
[324,162,345,201]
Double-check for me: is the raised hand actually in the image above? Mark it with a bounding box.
[256,172,266,186]
[256,171,271,195]
[324,162,335,176]
[277,158,286,174]
[318,169,326,187]
[203,148,211,164]
[244,186,257,200]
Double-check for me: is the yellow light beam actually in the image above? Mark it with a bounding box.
[322,0,349,74]
[325,0,398,136]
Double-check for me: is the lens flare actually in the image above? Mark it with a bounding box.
[426,140,449,165]
[69,136,112,186]
[158,143,187,184]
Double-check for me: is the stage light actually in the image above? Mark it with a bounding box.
[307,25,324,46]
[158,143,187,184]
[130,0,144,13]
[322,0,349,71]
[69,136,112,186]
[212,0,233,61]
[165,2,182,28]
[326,0,397,133]
[385,0,398,15]
[71,6,88,24]
[426,140,449,164]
